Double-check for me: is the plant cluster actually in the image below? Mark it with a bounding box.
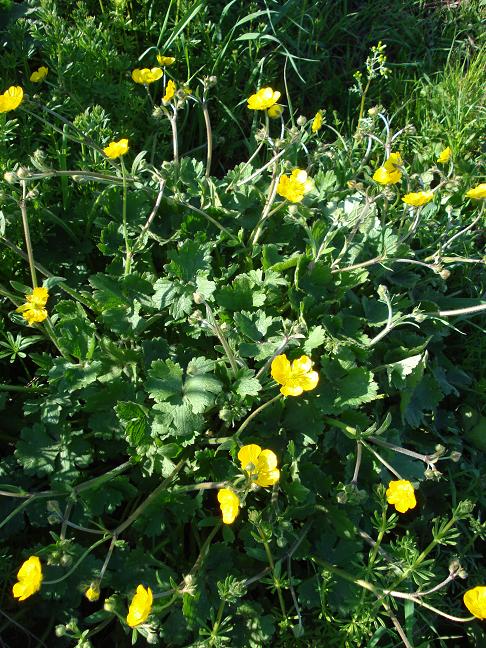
[0,2,485,647]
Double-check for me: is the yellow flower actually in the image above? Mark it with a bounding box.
[126,585,153,627]
[156,54,175,66]
[267,104,284,119]
[311,111,323,133]
[373,152,403,185]
[463,586,486,620]
[85,583,100,602]
[276,168,313,203]
[465,183,486,200]
[402,191,434,207]
[247,86,281,111]
[16,286,49,326]
[12,556,43,601]
[217,488,240,524]
[0,86,24,113]
[386,480,417,513]
[162,79,176,104]
[238,444,280,487]
[437,146,451,164]
[271,354,319,396]
[103,138,129,159]
[30,66,48,83]
[131,68,163,85]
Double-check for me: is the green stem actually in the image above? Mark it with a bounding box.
[202,99,213,178]
[258,526,287,619]
[233,394,282,442]
[43,537,109,585]
[19,180,37,288]
[113,458,186,536]
[120,157,131,275]
[357,79,371,129]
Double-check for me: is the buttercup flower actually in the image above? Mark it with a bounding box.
[85,583,100,602]
[12,556,43,601]
[386,480,417,513]
[463,586,486,620]
[437,146,451,164]
[103,138,129,159]
[312,111,323,133]
[238,444,280,487]
[0,86,24,113]
[16,286,49,326]
[156,54,175,66]
[465,183,486,200]
[126,584,153,627]
[402,191,434,207]
[217,488,240,524]
[30,66,48,83]
[247,86,281,111]
[276,168,313,203]
[267,104,284,119]
[162,79,176,104]
[373,152,403,185]
[131,68,163,85]
[271,354,319,396]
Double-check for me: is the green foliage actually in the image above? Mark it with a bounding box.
[0,1,485,647]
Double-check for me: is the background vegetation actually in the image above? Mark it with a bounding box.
[0,0,485,646]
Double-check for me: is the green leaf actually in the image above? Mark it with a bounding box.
[147,360,184,405]
[184,357,222,413]
[304,326,327,354]
[15,424,59,476]
[148,357,222,414]
[166,240,211,282]
[115,401,150,446]
[234,369,262,397]
[334,368,380,408]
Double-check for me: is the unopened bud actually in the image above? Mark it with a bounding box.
[207,75,217,87]
[450,451,462,462]
[439,269,451,280]
[103,597,116,612]
[17,167,29,179]
[85,582,100,602]
[296,115,307,127]
[55,625,67,637]
[60,554,73,568]
[368,105,379,116]
[435,444,445,455]
[47,514,59,525]
[152,106,164,120]
[449,559,461,574]
[4,171,18,184]
[336,491,347,504]
[193,292,204,305]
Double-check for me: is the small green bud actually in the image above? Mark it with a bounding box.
[450,450,462,462]
[4,171,18,184]
[55,626,67,637]
[296,115,307,127]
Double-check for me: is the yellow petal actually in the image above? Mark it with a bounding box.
[217,488,240,524]
[257,449,278,472]
[463,586,486,619]
[291,355,313,374]
[238,444,262,471]
[465,183,486,200]
[126,585,153,627]
[256,468,280,487]
[271,354,291,386]
[280,384,303,396]
[299,370,319,391]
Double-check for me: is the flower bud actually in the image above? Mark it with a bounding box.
[47,514,59,525]
[434,444,445,455]
[296,115,307,127]
[207,75,217,87]
[449,559,461,574]
[439,269,451,280]
[17,167,29,179]
[368,105,380,116]
[55,625,67,637]
[85,582,100,602]
[60,554,73,568]
[336,491,347,504]
[450,451,462,462]
[103,597,116,612]
[193,292,204,305]
[4,171,18,184]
